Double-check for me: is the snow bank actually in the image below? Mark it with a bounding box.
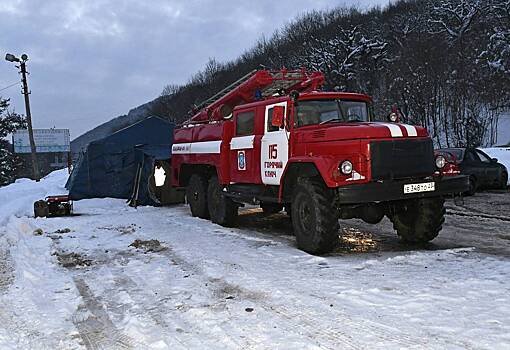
[0,169,80,348]
[0,216,81,348]
[480,147,510,184]
[0,169,69,225]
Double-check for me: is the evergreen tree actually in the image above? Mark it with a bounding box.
[0,98,27,186]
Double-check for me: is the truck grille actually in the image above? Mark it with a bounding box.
[370,139,435,180]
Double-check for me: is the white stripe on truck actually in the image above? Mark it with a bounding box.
[401,124,418,137]
[374,122,403,137]
[230,135,255,150]
[172,140,221,154]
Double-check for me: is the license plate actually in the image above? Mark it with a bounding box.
[403,182,435,194]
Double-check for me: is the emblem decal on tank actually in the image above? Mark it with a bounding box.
[238,150,246,171]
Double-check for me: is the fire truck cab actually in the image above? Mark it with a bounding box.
[171,69,468,254]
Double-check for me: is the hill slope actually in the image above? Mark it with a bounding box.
[70,96,170,154]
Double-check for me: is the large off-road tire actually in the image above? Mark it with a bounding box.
[186,174,209,219]
[465,176,477,196]
[389,197,445,243]
[291,177,339,255]
[500,170,508,189]
[260,202,283,215]
[207,175,238,227]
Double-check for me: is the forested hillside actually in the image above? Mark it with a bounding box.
[155,0,509,148]
[73,0,510,150]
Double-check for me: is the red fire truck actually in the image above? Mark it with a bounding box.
[171,69,468,254]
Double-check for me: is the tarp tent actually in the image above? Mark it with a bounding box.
[66,116,184,206]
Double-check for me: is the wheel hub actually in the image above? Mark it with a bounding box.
[298,200,313,232]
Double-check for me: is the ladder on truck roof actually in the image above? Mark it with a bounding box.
[196,69,319,109]
[260,70,314,98]
[196,69,258,110]
[187,69,325,124]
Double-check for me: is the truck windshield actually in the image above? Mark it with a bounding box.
[295,99,370,127]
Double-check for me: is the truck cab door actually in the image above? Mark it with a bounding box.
[230,109,257,183]
[261,102,289,185]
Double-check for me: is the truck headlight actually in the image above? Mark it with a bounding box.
[340,160,353,175]
[435,155,446,169]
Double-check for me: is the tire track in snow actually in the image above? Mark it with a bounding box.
[171,220,449,348]
[156,246,306,349]
[40,220,144,349]
[77,240,250,348]
[0,307,53,349]
[109,274,245,350]
[111,275,190,350]
[0,246,13,293]
[72,277,145,350]
[160,243,435,350]
[160,222,364,349]
[170,216,479,348]
[446,209,510,222]
[155,245,272,348]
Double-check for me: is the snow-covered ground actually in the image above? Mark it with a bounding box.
[1,171,510,349]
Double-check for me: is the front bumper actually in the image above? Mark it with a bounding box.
[336,175,469,204]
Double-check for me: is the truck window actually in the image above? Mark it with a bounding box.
[267,106,285,132]
[236,110,255,136]
[295,99,370,127]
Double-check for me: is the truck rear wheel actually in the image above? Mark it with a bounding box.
[389,197,445,243]
[291,177,339,255]
[207,175,238,227]
[186,174,209,219]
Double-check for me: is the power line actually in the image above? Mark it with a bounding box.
[0,81,20,92]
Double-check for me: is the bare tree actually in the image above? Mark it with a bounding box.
[152,0,508,147]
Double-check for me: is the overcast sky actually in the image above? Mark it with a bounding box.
[0,0,390,139]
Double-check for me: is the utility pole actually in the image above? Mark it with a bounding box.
[5,53,40,181]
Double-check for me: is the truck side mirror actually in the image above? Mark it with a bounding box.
[271,106,285,127]
[387,104,400,123]
[387,112,400,123]
[290,90,300,102]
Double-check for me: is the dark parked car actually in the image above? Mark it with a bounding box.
[436,148,508,195]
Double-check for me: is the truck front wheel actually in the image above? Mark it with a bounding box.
[186,174,209,219]
[291,177,339,255]
[207,175,238,227]
[389,197,445,243]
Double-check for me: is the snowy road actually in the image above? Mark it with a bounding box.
[1,172,510,349]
